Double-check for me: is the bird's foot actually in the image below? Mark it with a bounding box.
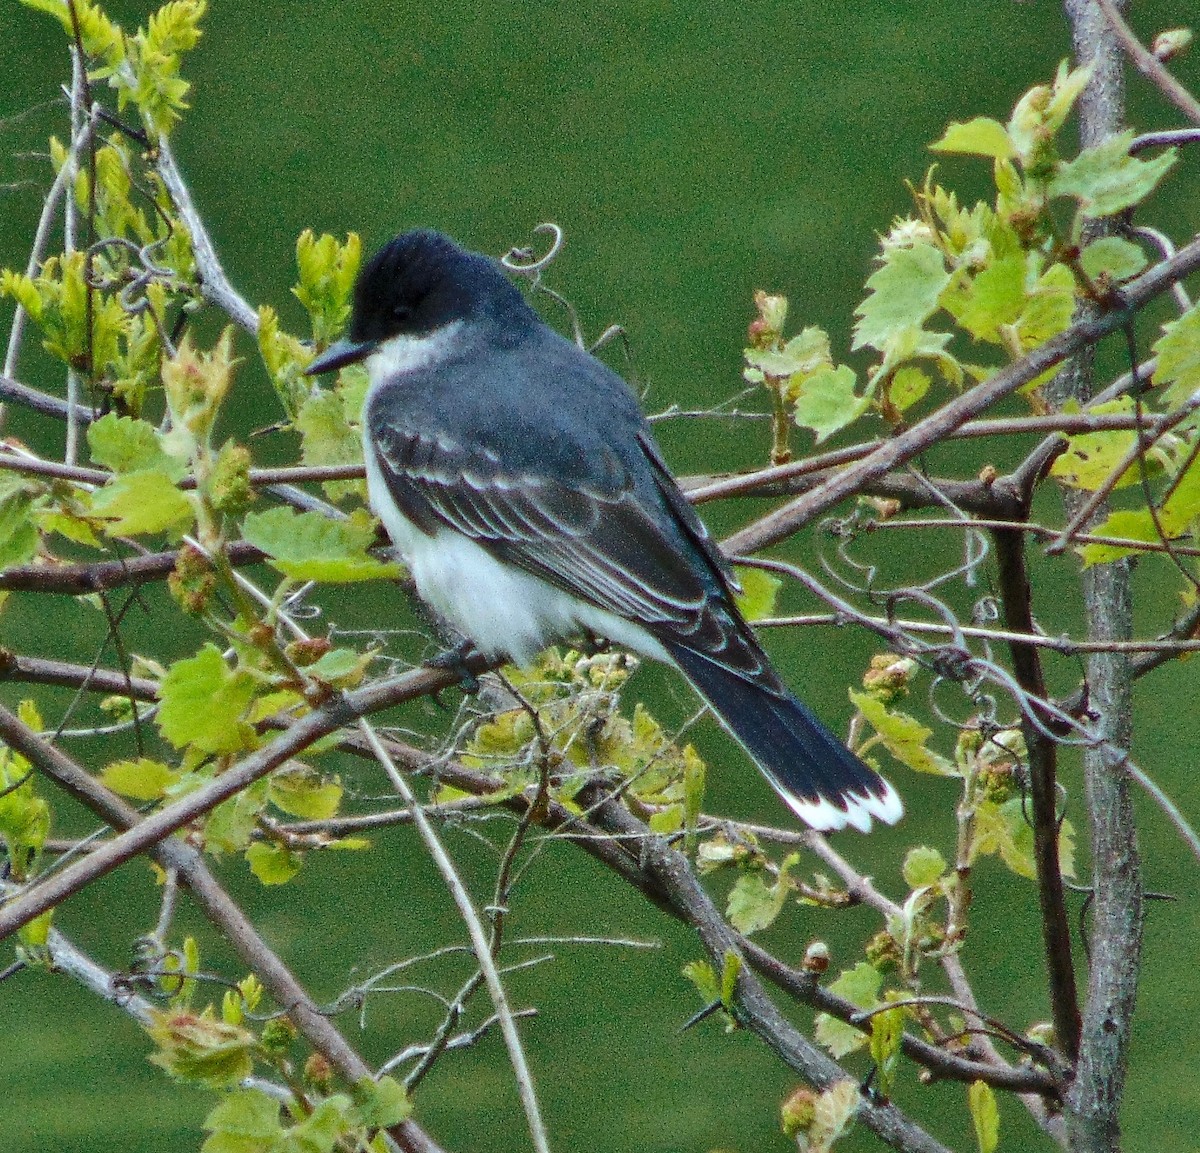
[426,640,482,695]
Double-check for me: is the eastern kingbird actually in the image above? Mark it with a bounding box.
[306,230,901,832]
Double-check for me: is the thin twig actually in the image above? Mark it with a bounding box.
[1093,0,1200,124]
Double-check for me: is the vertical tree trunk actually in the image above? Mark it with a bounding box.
[1057,3,1144,1149]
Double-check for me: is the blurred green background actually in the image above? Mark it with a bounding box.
[1,1,1198,1150]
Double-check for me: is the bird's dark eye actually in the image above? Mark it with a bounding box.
[392,303,414,323]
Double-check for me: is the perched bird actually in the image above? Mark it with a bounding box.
[306,230,901,832]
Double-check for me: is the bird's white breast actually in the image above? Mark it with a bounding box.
[360,337,667,667]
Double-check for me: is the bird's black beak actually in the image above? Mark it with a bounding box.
[305,338,378,375]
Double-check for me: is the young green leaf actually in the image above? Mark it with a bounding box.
[245,841,303,886]
[87,412,186,478]
[202,1087,283,1143]
[0,491,40,570]
[968,1080,1000,1153]
[241,506,400,582]
[814,962,883,1058]
[727,864,791,935]
[733,566,782,621]
[1079,236,1148,283]
[869,1005,905,1099]
[791,365,871,443]
[352,1075,412,1128]
[850,689,957,775]
[99,757,181,801]
[1152,302,1200,408]
[146,1007,256,1089]
[902,845,947,888]
[157,643,257,754]
[1049,131,1177,219]
[91,470,194,537]
[853,243,950,353]
[929,117,1015,160]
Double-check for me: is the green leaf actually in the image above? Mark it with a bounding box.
[241,507,400,583]
[287,1094,354,1153]
[852,243,950,353]
[87,412,186,478]
[0,491,39,570]
[970,797,1073,880]
[745,326,831,381]
[158,644,257,754]
[203,1088,283,1142]
[1079,236,1148,283]
[204,780,269,854]
[352,1075,412,1128]
[1077,508,1162,565]
[99,757,180,801]
[930,117,1015,160]
[942,253,1027,343]
[295,388,365,502]
[791,364,870,443]
[1049,131,1177,218]
[719,948,742,1008]
[968,1080,1000,1153]
[726,858,796,935]
[245,841,303,886]
[850,689,956,775]
[1152,303,1200,408]
[869,1005,905,1099]
[269,765,342,820]
[91,469,194,537]
[681,959,719,1002]
[1049,403,1141,491]
[902,845,947,887]
[888,366,931,414]
[814,962,882,1058]
[1013,262,1075,348]
[733,566,782,621]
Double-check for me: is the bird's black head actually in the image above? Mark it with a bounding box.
[306,229,530,375]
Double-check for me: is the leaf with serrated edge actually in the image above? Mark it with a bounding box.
[853,243,950,352]
[241,506,399,582]
[792,365,870,443]
[930,117,1015,160]
[1152,303,1200,408]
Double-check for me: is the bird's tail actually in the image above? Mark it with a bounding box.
[663,640,902,832]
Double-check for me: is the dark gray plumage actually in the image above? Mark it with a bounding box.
[306,229,902,831]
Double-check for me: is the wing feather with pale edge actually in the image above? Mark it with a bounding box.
[368,419,781,687]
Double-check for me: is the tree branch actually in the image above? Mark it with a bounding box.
[992,527,1082,1060]
[0,703,445,1153]
[717,232,1200,555]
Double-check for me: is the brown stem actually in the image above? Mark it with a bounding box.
[992,528,1082,1060]
[0,702,444,1153]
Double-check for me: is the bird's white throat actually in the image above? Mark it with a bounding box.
[363,320,464,386]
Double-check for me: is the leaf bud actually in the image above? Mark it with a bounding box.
[286,637,332,667]
[1153,28,1192,61]
[259,1015,299,1058]
[862,654,916,703]
[802,940,830,974]
[749,290,788,349]
[780,1086,818,1137]
[169,544,216,615]
[865,930,903,972]
[304,1052,335,1092]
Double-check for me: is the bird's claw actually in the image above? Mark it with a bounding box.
[426,641,481,695]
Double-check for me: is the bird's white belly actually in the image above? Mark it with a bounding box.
[363,436,667,667]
